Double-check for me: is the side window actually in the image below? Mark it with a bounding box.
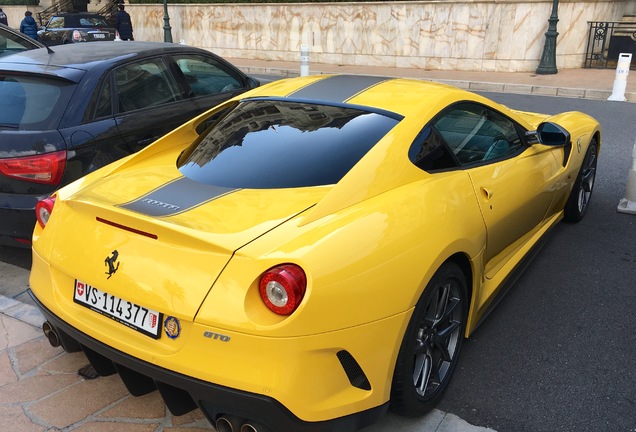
[408,126,457,172]
[94,77,112,118]
[172,55,242,97]
[115,58,182,113]
[434,103,525,166]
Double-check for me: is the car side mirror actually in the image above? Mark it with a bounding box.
[246,76,260,89]
[526,122,570,146]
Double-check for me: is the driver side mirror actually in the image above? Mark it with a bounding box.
[526,122,571,146]
[246,76,261,89]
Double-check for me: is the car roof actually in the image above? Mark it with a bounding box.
[0,42,218,81]
[242,74,481,119]
[50,12,106,17]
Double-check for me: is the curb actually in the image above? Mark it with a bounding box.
[0,294,45,328]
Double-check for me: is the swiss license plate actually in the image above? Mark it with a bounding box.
[73,280,162,339]
[93,33,106,39]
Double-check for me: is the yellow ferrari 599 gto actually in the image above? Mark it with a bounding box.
[29,75,600,432]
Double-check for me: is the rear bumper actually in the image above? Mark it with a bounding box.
[28,288,389,432]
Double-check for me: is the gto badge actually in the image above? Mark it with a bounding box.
[164,316,181,339]
[204,331,231,342]
[104,250,120,279]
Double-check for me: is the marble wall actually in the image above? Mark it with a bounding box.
[3,0,632,72]
[130,0,629,71]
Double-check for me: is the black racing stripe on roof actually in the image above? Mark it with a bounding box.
[288,75,391,103]
[118,176,238,217]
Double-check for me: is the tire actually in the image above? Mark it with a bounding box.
[390,261,467,417]
[563,139,598,222]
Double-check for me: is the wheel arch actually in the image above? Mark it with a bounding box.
[445,252,474,329]
[388,251,474,416]
[592,129,601,153]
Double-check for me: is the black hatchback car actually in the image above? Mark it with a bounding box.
[37,13,116,45]
[0,42,260,247]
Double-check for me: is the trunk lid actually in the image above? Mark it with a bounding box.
[47,157,330,321]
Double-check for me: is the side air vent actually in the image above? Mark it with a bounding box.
[336,350,371,391]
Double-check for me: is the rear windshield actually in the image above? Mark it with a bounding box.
[177,99,400,188]
[0,75,75,130]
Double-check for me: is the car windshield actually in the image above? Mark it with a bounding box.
[177,99,400,188]
[0,75,75,130]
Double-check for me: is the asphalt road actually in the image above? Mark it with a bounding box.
[1,93,635,432]
[437,93,636,432]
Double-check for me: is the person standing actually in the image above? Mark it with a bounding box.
[115,5,134,41]
[0,8,8,26]
[20,11,38,40]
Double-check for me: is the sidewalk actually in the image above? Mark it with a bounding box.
[227,57,636,102]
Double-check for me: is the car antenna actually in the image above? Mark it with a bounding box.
[42,41,55,54]
[35,12,54,53]
[38,36,55,54]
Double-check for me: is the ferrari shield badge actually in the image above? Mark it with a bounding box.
[164,316,181,339]
[577,138,582,153]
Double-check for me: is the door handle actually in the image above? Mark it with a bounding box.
[481,187,493,200]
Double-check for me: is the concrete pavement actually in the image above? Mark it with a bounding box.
[2,61,627,431]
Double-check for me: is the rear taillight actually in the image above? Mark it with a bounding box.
[0,150,66,185]
[259,264,307,315]
[35,196,56,228]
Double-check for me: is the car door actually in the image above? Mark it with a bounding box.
[433,102,563,280]
[113,56,199,153]
[58,72,131,177]
[168,53,251,113]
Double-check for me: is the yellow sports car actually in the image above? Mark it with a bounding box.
[29,75,600,432]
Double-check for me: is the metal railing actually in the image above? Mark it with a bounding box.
[97,0,120,26]
[585,21,636,69]
[36,0,119,27]
[36,0,75,26]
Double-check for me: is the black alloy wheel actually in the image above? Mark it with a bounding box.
[390,261,467,417]
[564,139,598,222]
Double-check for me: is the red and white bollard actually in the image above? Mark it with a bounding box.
[617,139,636,215]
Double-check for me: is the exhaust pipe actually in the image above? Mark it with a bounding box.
[42,321,61,347]
[215,415,244,432]
[241,422,272,432]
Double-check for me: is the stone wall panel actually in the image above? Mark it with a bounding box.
[2,0,630,72]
